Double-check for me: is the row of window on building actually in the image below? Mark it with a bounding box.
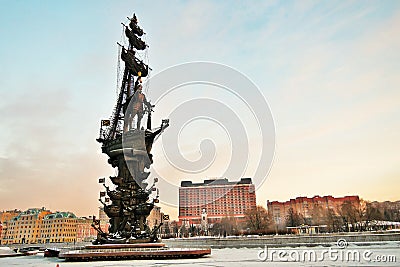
[0,208,108,245]
[178,178,257,225]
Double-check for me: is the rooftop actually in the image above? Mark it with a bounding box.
[12,208,49,220]
[180,178,253,187]
[44,211,76,220]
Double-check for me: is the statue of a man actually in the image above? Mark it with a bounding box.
[128,84,152,130]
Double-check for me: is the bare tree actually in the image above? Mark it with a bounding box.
[325,208,341,232]
[339,201,359,232]
[220,216,235,237]
[310,203,325,226]
[210,222,222,236]
[285,207,303,227]
[245,205,270,234]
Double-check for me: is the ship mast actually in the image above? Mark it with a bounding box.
[100,14,149,141]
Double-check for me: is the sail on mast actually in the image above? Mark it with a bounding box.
[100,13,150,141]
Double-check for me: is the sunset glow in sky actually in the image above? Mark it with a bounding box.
[0,1,399,219]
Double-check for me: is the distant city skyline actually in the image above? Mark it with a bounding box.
[0,1,399,220]
[1,192,398,222]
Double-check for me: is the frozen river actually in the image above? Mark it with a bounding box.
[1,242,399,267]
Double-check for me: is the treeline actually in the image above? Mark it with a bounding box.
[284,200,400,233]
[177,200,399,237]
[166,200,399,237]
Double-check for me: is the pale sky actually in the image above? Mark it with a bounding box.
[0,1,399,220]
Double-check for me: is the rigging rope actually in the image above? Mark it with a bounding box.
[116,25,125,97]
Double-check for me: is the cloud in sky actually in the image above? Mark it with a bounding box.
[0,1,399,218]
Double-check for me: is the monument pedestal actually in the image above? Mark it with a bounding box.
[58,243,211,261]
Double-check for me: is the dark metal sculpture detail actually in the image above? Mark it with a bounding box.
[94,13,169,244]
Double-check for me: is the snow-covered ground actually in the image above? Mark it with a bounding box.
[1,242,399,266]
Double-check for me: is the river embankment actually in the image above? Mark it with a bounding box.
[4,232,400,252]
[163,232,400,248]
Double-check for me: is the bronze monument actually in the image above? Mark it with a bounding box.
[59,13,210,260]
[94,13,169,244]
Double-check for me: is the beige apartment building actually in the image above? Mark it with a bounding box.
[39,212,77,243]
[2,208,51,244]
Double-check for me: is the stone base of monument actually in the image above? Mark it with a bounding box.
[58,243,211,261]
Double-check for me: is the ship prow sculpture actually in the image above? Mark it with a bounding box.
[58,13,210,261]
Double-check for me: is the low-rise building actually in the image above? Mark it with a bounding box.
[39,212,77,243]
[1,208,115,244]
[76,216,98,242]
[2,208,51,244]
[147,206,162,230]
[0,209,22,244]
[0,209,21,224]
[267,195,360,229]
